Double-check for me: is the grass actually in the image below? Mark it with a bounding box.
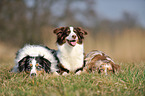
[0,59,144,96]
[0,27,145,95]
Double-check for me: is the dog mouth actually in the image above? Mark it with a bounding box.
[67,39,77,46]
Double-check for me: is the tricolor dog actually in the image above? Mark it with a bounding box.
[11,45,59,77]
[53,26,88,75]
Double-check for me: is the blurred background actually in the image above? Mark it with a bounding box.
[0,0,145,62]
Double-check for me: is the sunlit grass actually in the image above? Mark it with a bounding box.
[0,27,145,95]
[0,60,144,96]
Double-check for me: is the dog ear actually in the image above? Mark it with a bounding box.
[18,55,29,72]
[53,27,65,35]
[111,63,120,73]
[41,57,51,73]
[76,27,88,35]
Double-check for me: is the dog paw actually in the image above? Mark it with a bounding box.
[62,72,68,76]
[75,70,82,75]
[52,72,60,76]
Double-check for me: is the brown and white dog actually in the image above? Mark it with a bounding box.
[53,26,87,75]
[84,50,120,75]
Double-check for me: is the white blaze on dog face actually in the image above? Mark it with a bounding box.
[66,27,78,46]
[25,57,47,77]
[99,63,113,75]
[54,26,87,46]
[30,58,37,76]
[104,64,113,75]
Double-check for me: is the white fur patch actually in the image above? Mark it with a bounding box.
[85,50,115,64]
[104,64,112,75]
[66,27,78,41]
[56,27,84,72]
[30,59,37,75]
[57,43,84,72]
[70,27,74,33]
[12,44,58,73]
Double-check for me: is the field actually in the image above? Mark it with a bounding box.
[0,28,145,96]
[0,59,144,96]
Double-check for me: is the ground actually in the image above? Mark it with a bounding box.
[0,58,144,96]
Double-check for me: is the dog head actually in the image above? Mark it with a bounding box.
[84,50,120,75]
[98,60,114,75]
[53,26,88,47]
[98,60,121,75]
[18,55,51,77]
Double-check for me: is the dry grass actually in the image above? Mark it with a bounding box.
[41,27,145,62]
[0,60,144,96]
[0,27,145,95]
[84,28,145,62]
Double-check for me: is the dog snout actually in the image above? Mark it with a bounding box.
[30,73,36,77]
[72,35,76,39]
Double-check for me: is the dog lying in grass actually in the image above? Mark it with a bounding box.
[83,50,120,75]
[11,44,59,77]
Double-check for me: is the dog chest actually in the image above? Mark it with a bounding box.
[57,44,84,72]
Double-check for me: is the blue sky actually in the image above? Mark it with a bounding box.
[96,0,145,27]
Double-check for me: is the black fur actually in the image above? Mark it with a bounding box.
[18,55,30,72]
[35,56,51,73]
[18,55,52,73]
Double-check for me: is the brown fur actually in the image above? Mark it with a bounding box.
[53,27,88,45]
[84,50,120,75]
[36,69,44,75]
[53,27,88,74]
[57,63,69,75]
[53,27,70,45]
[25,63,45,76]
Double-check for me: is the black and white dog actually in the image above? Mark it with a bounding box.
[11,45,59,77]
[53,26,88,75]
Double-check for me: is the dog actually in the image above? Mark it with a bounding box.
[53,26,88,75]
[11,44,59,77]
[84,50,120,75]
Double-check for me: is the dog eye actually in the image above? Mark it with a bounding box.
[66,31,70,35]
[26,66,32,71]
[57,32,63,35]
[36,66,42,71]
[99,69,104,71]
[79,32,83,34]
[28,65,32,69]
[100,65,103,68]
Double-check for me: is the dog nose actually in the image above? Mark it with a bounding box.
[72,35,76,39]
[30,73,36,77]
